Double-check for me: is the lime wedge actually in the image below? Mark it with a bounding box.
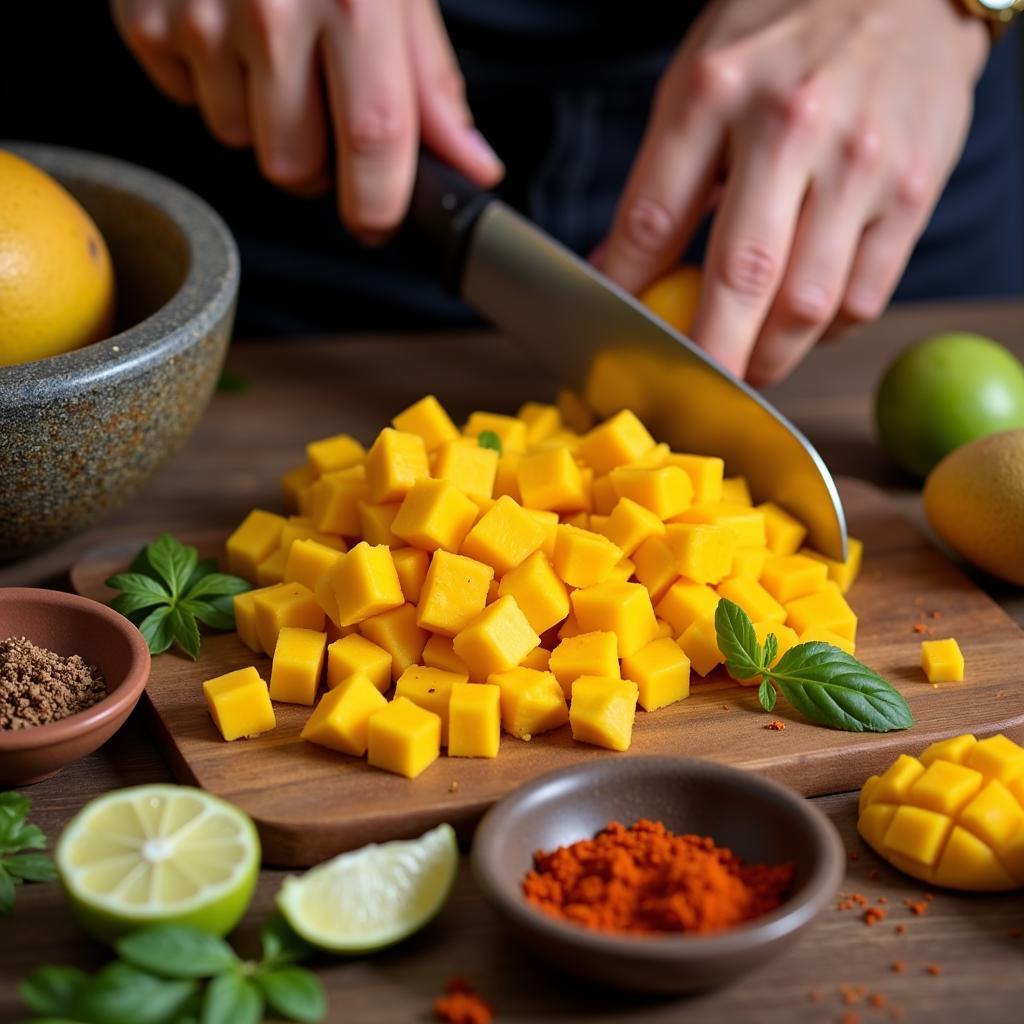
[277,823,457,953]
[56,784,260,943]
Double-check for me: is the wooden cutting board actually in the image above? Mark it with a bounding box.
[72,479,1024,867]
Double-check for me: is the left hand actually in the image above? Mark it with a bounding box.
[600,0,989,385]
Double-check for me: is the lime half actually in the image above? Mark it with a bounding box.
[277,823,457,953]
[56,784,260,943]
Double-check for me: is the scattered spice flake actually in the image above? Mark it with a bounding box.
[877,896,887,904]
[449,780,460,794]
[926,964,942,976]
[923,892,935,902]
[868,869,880,880]
[912,623,928,634]
[895,924,906,936]
[765,720,786,731]
[891,961,906,973]
[863,907,887,926]
[435,978,492,1024]
[1009,928,1022,939]
[869,993,888,1009]
[904,898,929,916]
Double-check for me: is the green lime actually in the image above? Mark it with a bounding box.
[875,332,1024,478]
[56,784,260,943]
[277,823,457,953]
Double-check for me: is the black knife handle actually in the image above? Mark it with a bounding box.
[408,152,493,293]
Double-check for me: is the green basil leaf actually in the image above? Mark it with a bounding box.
[200,973,263,1024]
[256,967,327,1023]
[757,679,777,713]
[3,852,57,882]
[184,557,219,595]
[138,606,176,655]
[714,599,762,682]
[104,574,171,601]
[0,792,31,818]
[182,596,235,632]
[768,642,913,733]
[477,430,502,454]
[115,926,239,979]
[129,544,158,579]
[20,966,89,1016]
[110,592,169,618]
[146,535,199,599]
[74,963,196,1024]
[184,574,251,602]
[6,821,47,852]
[169,607,201,661]
[259,911,311,968]
[762,632,778,668]
[0,866,17,915]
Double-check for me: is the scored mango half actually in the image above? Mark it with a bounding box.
[858,733,1024,891]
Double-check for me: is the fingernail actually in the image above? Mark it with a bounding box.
[465,128,504,175]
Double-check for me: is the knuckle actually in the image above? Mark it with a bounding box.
[770,83,822,137]
[841,123,882,171]
[893,161,933,212]
[779,282,835,327]
[716,241,779,298]
[244,0,295,37]
[121,12,169,54]
[346,103,411,156]
[684,51,745,113]
[620,197,676,255]
[180,0,221,54]
[842,290,885,323]
[261,152,321,188]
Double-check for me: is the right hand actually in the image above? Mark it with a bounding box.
[111,0,504,241]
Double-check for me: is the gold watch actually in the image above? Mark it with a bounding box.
[959,0,1024,40]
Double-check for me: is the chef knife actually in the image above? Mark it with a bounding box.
[409,154,847,560]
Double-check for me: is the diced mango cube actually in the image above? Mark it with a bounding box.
[367,697,440,778]
[621,638,690,711]
[226,509,286,581]
[964,734,1024,786]
[448,682,501,758]
[729,546,766,579]
[785,582,857,641]
[757,501,807,556]
[549,631,620,699]
[300,673,387,756]
[233,584,283,653]
[579,410,655,475]
[663,453,724,504]
[610,466,693,520]
[556,387,594,434]
[606,557,635,584]
[523,508,559,559]
[717,576,786,625]
[461,495,546,576]
[490,667,569,740]
[416,550,494,636]
[664,523,736,584]
[569,676,639,751]
[675,502,766,548]
[434,440,499,501]
[631,536,678,604]
[934,825,1016,891]
[453,595,540,683]
[392,394,459,452]
[557,610,580,641]
[760,553,828,604]
[601,498,665,557]
[552,524,623,589]
[493,452,522,502]
[919,733,978,767]
[655,580,719,635]
[310,468,368,536]
[269,626,326,705]
[801,537,864,594]
[422,633,469,676]
[720,476,752,506]
[921,638,965,683]
[571,581,657,659]
[306,433,365,477]
[284,538,343,594]
[906,760,983,817]
[326,634,392,693]
[203,666,276,741]
[278,518,346,554]
[365,428,429,504]
[254,582,325,656]
[281,464,316,512]
[391,478,478,553]
[465,411,527,453]
[655,619,674,639]
[328,542,404,627]
[517,447,588,512]
[394,666,465,745]
[255,546,288,586]
[677,614,724,677]
[520,646,551,671]
[359,603,428,681]
[497,551,570,635]
[798,626,855,655]
[357,501,402,547]
[883,805,953,867]
[590,473,619,516]
[872,754,926,805]
[517,401,561,444]
[391,546,429,604]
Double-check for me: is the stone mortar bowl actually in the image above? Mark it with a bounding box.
[0,142,239,559]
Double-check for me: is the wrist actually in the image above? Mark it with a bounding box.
[947,0,995,78]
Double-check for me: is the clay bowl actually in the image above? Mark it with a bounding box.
[0,588,151,785]
[472,756,844,993]
[0,142,238,559]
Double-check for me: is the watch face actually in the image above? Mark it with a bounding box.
[979,0,1017,10]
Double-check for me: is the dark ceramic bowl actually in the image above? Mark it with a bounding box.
[0,587,151,785]
[472,756,844,993]
[0,142,239,559]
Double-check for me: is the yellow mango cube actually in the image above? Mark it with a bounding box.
[579,410,655,475]
[367,697,441,779]
[391,546,429,604]
[601,498,665,557]
[365,428,430,504]
[717,576,786,625]
[326,633,392,693]
[465,411,527,453]
[677,614,724,677]
[798,626,855,656]
[655,618,674,639]
[490,667,569,740]
[498,551,570,634]
[394,665,465,745]
[453,595,540,683]
[269,626,327,705]
[785,582,857,642]
[281,464,316,513]
[328,542,404,627]
[655,580,720,635]
[553,525,623,588]
[493,452,522,502]
[310,468,368,536]
[549,631,620,698]
[517,447,588,513]
[663,453,724,504]
[300,673,387,756]
[523,508,559,559]
[561,512,590,530]
[203,666,276,741]
[557,609,581,641]
[226,509,286,581]
[590,473,619,516]
[606,557,635,584]
[801,537,864,594]
[416,550,494,636]
[965,735,1024,785]
[621,638,690,712]
[664,523,736,585]
[434,440,499,501]
[921,638,965,683]
[571,581,657,658]
[391,478,479,553]
[517,401,561,444]
[284,539,343,594]
[278,517,346,554]
[306,433,365,477]
[359,603,428,681]
[461,496,546,576]
[254,582,325,656]
[757,501,807,556]
[907,760,983,817]
[884,805,952,867]
[630,442,669,468]
[759,553,828,604]
[392,394,459,452]
[255,546,288,586]
[720,476,752,506]
[357,501,402,547]
[448,682,501,758]
[569,676,639,751]
[729,546,766,579]
[556,387,595,434]
[675,502,766,548]
[631,536,678,604]
[422,633,469,676]
[233,584,283,653]
[520,646,551,671]
[610,466,693,520]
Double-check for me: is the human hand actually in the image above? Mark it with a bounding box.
[601,0,988,385]
[111,0,503,241]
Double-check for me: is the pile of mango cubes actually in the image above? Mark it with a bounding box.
[202,395,862,779]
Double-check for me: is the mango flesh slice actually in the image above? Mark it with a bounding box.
[921,637,965,683]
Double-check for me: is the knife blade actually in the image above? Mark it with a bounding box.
[410,156,847,560]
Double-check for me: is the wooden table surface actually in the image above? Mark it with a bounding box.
[3,300,1024,1023]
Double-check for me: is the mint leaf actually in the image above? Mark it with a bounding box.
[477,430,502,454]
[259,912,311,969]
[20,966,89,1017]
[116,926,238,980]
[0,866,16,915]
[184,557,220,594]
[183,597,235,632]
[256,968,326,1023]
[169,606,201,661]
[138,606,175,655]
[757,679,777,712]
[104,574,170,601]
[146,535,199,599]
[184,574,251,602]
[714,599,762,682]
[201,972,262,1024]
[769,642,913,733]
[75,963,196,1024]
[0,792,30,818]
[4,853,57,883]
[762,631,778,668]
[110,591,168,618]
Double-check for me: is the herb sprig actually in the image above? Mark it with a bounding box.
[20,918,326,1024]
[477,430,502,454]
[105,535,251,659]
[0,793,57,916]
[714,599,913,733]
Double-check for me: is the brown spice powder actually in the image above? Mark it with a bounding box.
[0,636,106,730]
